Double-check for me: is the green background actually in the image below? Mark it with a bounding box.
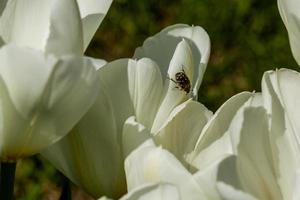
[15,0,298,199]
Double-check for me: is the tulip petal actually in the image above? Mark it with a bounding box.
[262,69,300,147]
[187,92,253,169]
[124,139,207,200]
[76,0,113,50]
[196,155,257,200]
[262,69,300,199]
[46,0,84,55]
[167,39,194,81]
[0,0,52,50]
[128,58,164,128]
[98,197,113,200]
[0,45,98,160]
[228,107,281,200]
[120,183,180,200]
[293,170,300,200]
[0,44,55,118]
[193,157,226,199]
[134,24,210,98]
[214,107,282,199]
[122,116,151,158]
[155,99,212,167]
[0,0,84,55]
[42,59,136,198]
[278,0,300,65]
[89,57,107,70]
[38,55,99,136]
[217,156,259,200]
[151,40,193,133]
[217,182,258,200]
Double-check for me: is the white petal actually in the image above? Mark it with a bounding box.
[193,156,226,199]
[128,58,163,128]
[194,156,255,200]
[124,139,207,200]
[151,41,193,133]
[42,126,126,199]
[155,99,212,167]
[235,108,282,200]
[167,39,194,81]
[0,0,84,55]
[278,0,300,65]
[262,69,300,199]
[120,183,180,200]
[0,0,52,50]
[97,59,135,132]
[0,45,98,160]
[122,116,151,158]
[217,182,258,200]
[293,170,300,200]
[187,92,253,169]
[88,57,107,70]
[76,0,113,50]
[0,44,55,118]
[42,59,136,198]
[262,69,300,147]
[98,197,113,200]
[134,24,210,98]
[217,156,271,200]
[39,55,99,135]
[187,93,263,171]
[45,0,84,55]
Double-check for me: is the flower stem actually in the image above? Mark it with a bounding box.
[0,162,16,200]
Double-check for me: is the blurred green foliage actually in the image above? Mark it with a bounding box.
[16,0,298,199]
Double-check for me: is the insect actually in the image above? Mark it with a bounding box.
[168,67,191,94]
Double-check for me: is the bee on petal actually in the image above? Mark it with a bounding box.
[168,66,191,94]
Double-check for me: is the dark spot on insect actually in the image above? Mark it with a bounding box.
[168,67,191,94]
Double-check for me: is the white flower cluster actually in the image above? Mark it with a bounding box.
[0,0,299,200]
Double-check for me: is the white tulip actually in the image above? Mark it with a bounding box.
[123,123,255,200]
[0,0,112,55]
[277,0,300,65]
[134,24,210,99]
[117,183,180,200]
[0,0,113,161]
[98,121,254,200]
[261,68,300,199]
[98,183,181,200]
[217,107,284,200]
[0,44,98,161]
[214,69,300,200]
[187,91,255,170]
[98,184,181,200]
[42,24,213,198]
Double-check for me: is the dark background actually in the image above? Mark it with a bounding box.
[16,0,298,199]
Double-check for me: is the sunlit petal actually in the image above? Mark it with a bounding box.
[187,92,253,169]
[128,58,163,128]
[0,44,98,160]
[155,99,212,166]
[76,0,113,50]
[120,183,180,200]
[124,139,207,200]
[134,24,210,98]
[278,0,300,65]
[42,59,138,198]
[151,40,193,133]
